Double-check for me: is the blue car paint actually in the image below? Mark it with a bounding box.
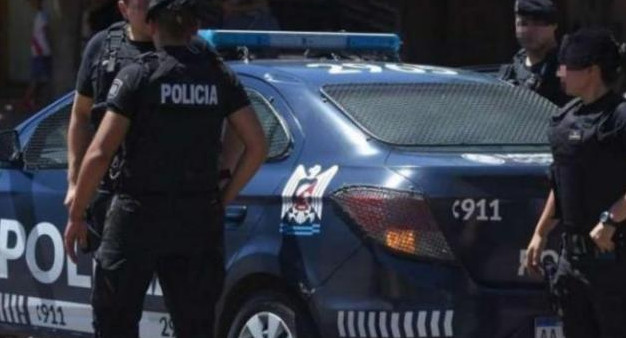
[0,59,558,338]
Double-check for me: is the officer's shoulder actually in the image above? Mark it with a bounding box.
[117,60,149,80]
[105,21,126,33]
[560,98,583,114]
[189,35,214,52]
[551,98,581,122]
[83,21,125,52]
[188,38,222,64]
[607,96,626,130]
[133,51,167,76]
[136,51,159,61]
[84,30,108,53]
[614,96,626,116]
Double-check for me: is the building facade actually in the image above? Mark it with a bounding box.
[0,0,624,93]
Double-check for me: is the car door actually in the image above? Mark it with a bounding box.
[223,76,303,269]
[0,94,97,335]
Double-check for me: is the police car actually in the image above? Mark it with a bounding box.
[0,31,564,338]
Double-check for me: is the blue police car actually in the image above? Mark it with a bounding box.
[0,31,563,338]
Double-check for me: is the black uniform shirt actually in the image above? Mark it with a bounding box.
[548,92,626,230]
[106,45,250,194]
[501,48,571,107]
[74,25,155,192]
[76,29,154,100]
[107,46,249,120]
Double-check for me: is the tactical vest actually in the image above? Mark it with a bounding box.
[548,94,626,231]
[499,49,569,106]
[114,49,226,195]
[504,50,557,89]
[91,22,139,128]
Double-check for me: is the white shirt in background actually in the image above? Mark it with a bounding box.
[31,10,51,57]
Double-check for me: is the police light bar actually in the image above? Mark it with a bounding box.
[198,30,401,52]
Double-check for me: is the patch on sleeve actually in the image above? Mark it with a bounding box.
[107,79,123,100]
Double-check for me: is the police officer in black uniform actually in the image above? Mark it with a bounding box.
[525,28,626,338]
[63,0,268,336]
[500,0,571,107]
[67,0,214,252]
[67,0,154,251]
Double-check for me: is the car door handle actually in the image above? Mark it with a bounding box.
[225,205,247,223]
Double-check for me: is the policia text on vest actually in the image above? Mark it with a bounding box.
[160,83,219,105]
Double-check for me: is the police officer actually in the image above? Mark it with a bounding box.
[500,0,571,107]
[63,0,268,336]
[525,28,626,338]
[66,0,218,252]
[66,0,154,251]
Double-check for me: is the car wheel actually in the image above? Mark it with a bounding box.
[227,291,314,338]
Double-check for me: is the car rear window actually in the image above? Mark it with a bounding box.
[322,82,558,147]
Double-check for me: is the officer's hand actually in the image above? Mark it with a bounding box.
[64,218,88,264]
[525,233,547,278]
[590,223,616,253]
[64,185,76,209]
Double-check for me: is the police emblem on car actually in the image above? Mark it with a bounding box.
[280,164,338,236]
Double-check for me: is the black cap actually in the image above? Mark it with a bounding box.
[515,0,557,23]
[559,28,620,70]
[146,0,200,22]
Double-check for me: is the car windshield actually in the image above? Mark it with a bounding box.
[322,82,557,148]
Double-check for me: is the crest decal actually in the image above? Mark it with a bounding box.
[280,165,339,236]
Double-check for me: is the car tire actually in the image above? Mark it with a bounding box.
[226,291,315,338]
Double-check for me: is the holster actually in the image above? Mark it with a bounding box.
[80,191,113,253]
[543,259,565,315]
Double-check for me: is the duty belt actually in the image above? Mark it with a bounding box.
[561,232,592,256]
[562,231,626,261]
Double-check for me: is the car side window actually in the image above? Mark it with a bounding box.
[21,90,289,169]
[245,89,291,160]
[24,104,71,169]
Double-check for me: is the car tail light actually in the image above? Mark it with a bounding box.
[332,186,455,261]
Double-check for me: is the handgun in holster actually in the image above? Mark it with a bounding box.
[79,193,112,254]
[543,258,565,315]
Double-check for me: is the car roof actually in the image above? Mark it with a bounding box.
[227,60,502,88]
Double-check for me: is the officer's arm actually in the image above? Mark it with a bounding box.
[525,190,559,276]
[220,124,244,176]
[67,93,94,189]
[606,108,626,224]
[533,189,559,238]
[605,193,626,224]
[69,111,130,221]
[221,106,268,205]
[66,32,106,207]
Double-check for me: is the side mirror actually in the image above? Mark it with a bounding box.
[0,130,22,165]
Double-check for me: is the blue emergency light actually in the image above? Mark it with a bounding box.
[198,30,401,52]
